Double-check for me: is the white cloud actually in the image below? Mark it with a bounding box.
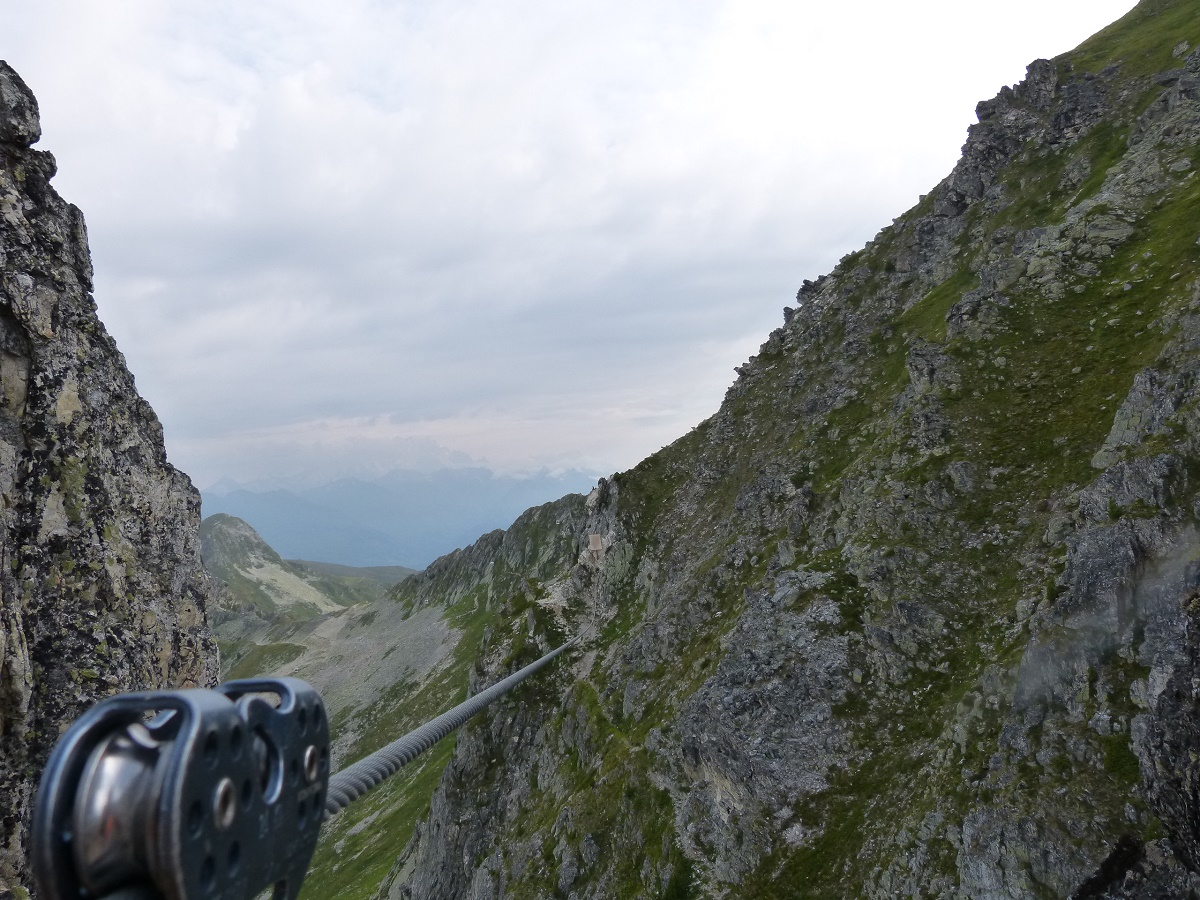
[2,0,1138,488]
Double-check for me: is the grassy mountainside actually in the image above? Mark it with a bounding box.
[200,513,416,676]
[289,559,417,590]
[237,3,1200,897]
[198,501,589,900]
[202,513,409,615]
[339,2,1200,897]
[299,498,587,899]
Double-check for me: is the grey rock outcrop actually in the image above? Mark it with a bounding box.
[0,62,216,895]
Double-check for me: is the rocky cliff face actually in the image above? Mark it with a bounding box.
[351,3,1200,897]
[0,62,217,895]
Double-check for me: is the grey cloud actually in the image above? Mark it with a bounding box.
[3,0,1138,487]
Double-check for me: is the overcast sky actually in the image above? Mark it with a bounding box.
[3,0,1137,489]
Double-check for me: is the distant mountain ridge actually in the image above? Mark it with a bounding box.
[202,466,598,567]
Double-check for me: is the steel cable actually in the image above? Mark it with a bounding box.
[323,637,576,819]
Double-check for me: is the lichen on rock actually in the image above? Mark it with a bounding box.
[0,61,217,894]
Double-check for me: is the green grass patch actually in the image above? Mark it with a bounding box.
[993,120,1133,230]
[300,740,455,900]
[224,642,305,680]
[1100,733,1142,785]
[661,856,695,900]
[899,267,979,342]
[1067,0,1200,77]
[931,165,1200,535]
[1070,120,1134,206]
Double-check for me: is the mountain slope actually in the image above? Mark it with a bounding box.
[297,498,587,899]
[201,513,414,614]
[199,513,415,676]
[352,4,1200,898]
[203,513,347,616]
[199,500,583,900]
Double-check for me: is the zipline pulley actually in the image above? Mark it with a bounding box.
[32,678,329,900]
[30,639,575,900]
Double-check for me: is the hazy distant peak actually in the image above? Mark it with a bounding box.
[200,467,602,567]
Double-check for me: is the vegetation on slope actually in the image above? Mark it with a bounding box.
[300,498,588,900]
[233,2,1200,897]
[377,1,1200,897]
[201,513,415,676]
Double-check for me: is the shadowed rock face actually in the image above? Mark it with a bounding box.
[0,62,217,894]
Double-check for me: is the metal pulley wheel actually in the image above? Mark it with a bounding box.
[31,678,330,900]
